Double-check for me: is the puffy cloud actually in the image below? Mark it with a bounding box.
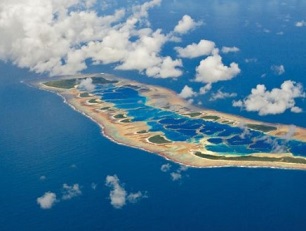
[160,163,171,172]
[161,164,188,181]
[199,83,212,95]
[105,175,127,209]
[37,192,57,209]
[170,172,182,181]
[62,184,82,200]
[170,165,188,181]
[175,40,215,58]
[195,50,241,84]
[209,89,237,101]
[291,106,302,113]
[221,46,240,54]
[173,15,200,34]
[295,20,306,27]
[127,191,148,203]
[178,85,197,99]
[233,80,305,115]
[145,56,183,78]
[79,78,95,91]
[271,65,285,75]
[105,175,147,209]
[0,0,184,78]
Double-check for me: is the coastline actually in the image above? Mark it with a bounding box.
[34,74,306,170]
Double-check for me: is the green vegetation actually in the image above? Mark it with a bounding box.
[148,135,171,144]
[44,79,76,89]
[100,107,110,110]
[44,77,117,90]
[246,124,277,132]
[124,84,140,89]
[194,152,306,164]
[137,130,148,134]
[222,120,234,124]
[114,114,126,119]
[202,115,220,120]
[91,77,117,84]
[186,112,202,117]
[88,99,99,104]
[121,119,131,123]
[79,92,90,97]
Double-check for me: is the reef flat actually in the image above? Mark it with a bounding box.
[36,74,306,170]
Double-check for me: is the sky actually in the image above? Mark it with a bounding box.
[0,0,305,119]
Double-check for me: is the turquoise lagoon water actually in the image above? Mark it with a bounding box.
[91,83,306,157]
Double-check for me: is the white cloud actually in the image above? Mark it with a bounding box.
[245,58,257,63]
[271,65,285,75]
[145,56,183,78]
[79,78,95,91]
[170,172,182,181]
[170,165,188,181]
[91,182,97,190]
[233,80,305,115]
[210,89,237,101]
[295,20,306,27]
[0,0,185,78]
[175,40,215,58]
[178,85,197,99]
[105,175,127,209]
[105,175,147,209]
[37,192,57,209]
[291,106,302,113]
[127,191,148,203]
[160,163,171,172]
[62,183,82,200]
[195,49,241,84]
[221,46,240,54]
[199,83,212,95]
[173,15,200,34]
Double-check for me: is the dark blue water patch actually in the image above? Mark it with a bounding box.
[218,129,237,137]
[101,92,125,100]
[163,129,190,142]
[114,103,144,110]
[147,121,190,141]
[199,122,230,135]
[158,117,188,125]
[199,128,219,136]
[227,135,253,146]
[165,123,202,130]
[156,110,178,119]
[249,139,275,153]
[175,129,199,137]
[208,138,223,144]
[127,108,159,121]
[93,84,117,93]
[288,141,306,157]
[115,87,140,97]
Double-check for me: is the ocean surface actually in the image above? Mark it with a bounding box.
[1,0,306,230]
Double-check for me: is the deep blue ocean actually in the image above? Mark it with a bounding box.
[1,0,306,230]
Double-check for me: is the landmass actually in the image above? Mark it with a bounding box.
[35,74,306,170]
